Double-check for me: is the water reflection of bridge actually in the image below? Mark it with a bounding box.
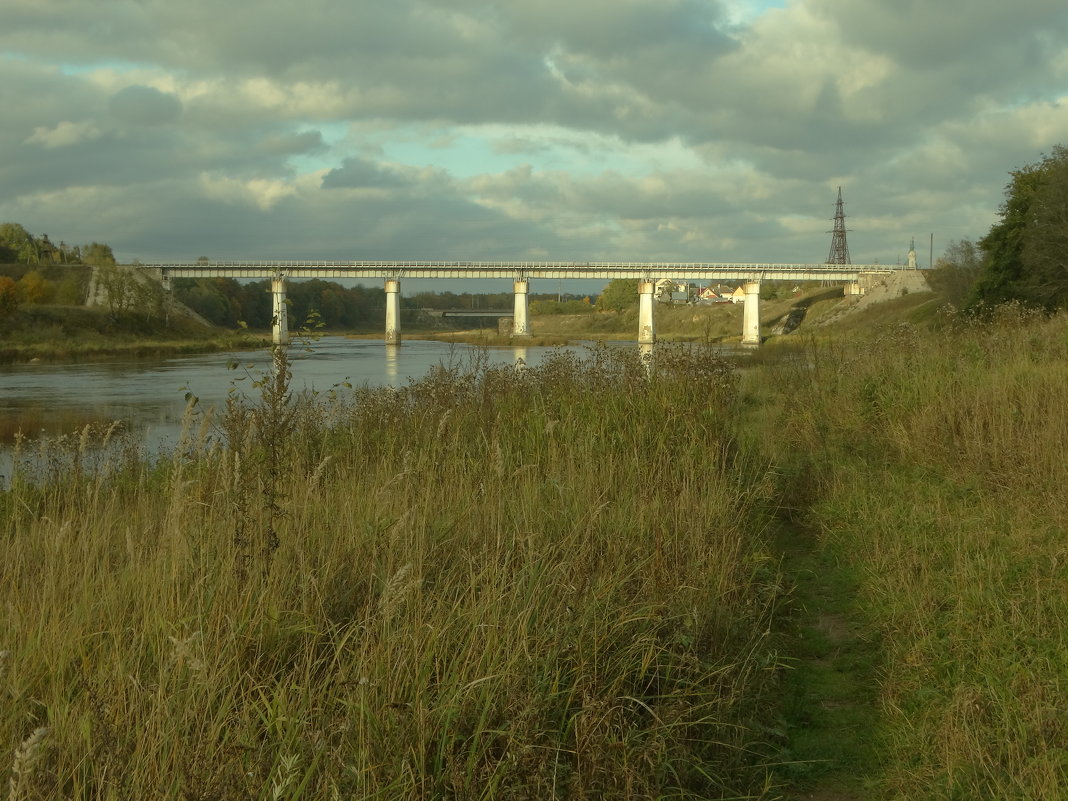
[143,261,899,347]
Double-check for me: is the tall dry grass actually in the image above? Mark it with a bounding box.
[1,343,784,799]
[753,305,1068,799]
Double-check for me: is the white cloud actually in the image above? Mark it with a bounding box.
[25,119,101,148]
[198,174,299,211]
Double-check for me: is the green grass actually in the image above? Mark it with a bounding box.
[745,306,1068,800]
[769,520,883,798]
[0,304,266,363]
[4,303,1065,799]
[1,343,786,799]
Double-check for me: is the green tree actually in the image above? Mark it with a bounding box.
[0,223,39,264]
[971,146,1068,311]
[597,279,640,312]
[129,273,164,321]
[55,275,88,305]
[98,265,138,317]
[929,239,983,307]
[173,278,234,325]
[83,242,117,267]
[1020,150,1068,309]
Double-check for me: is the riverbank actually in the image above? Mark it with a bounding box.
[0,334,271,364]
[0,304,269,363]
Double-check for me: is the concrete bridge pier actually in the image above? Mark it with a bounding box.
[385,279,401,345]
[639,342,655,377]
[638,280,656,344]
[271,275,289,345]
[741,280,761,346]
[512,280,531,337]
[844,281,863,296]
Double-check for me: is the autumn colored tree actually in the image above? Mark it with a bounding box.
[0,275,18,317]
[16,269,51,304]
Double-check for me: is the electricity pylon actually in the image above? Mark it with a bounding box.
[826,186,851,265]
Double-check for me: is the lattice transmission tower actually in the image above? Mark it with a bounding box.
[826,186,851,264]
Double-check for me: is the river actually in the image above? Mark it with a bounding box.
[0,337,594,478]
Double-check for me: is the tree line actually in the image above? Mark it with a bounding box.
[172,278,387,330]
[173,280,597,329]
[0,222,115,268]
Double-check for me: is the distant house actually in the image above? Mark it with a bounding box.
[698,286,719,300]
[729,286,746,304]
[656,278,692,304]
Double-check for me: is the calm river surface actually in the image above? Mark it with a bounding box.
[1,337,592,469]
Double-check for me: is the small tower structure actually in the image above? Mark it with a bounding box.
[907,237,917,269]
[826,187,851,264]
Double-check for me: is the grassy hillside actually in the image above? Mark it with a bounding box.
[0,304,265,363]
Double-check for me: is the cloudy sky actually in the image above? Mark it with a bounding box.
[3,0,1068,287]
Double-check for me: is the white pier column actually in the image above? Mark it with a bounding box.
[384,279,401,345]
[512,280,531,337]
[160,271,172,326]
[270,276,289,346]
[638,280,656,345]
[741,280,761,346]
[844,281,863,296]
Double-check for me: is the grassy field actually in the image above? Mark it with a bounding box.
[1,344,786,799]
[2,301,1065,799]
[743,305,1068,799]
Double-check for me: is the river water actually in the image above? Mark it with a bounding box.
[0,337,590,467]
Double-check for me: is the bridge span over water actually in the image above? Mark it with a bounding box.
[143,260,899,347]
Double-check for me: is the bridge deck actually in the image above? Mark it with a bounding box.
[147,260,896,282]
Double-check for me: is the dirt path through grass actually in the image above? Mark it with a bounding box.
[772,520,883,800]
